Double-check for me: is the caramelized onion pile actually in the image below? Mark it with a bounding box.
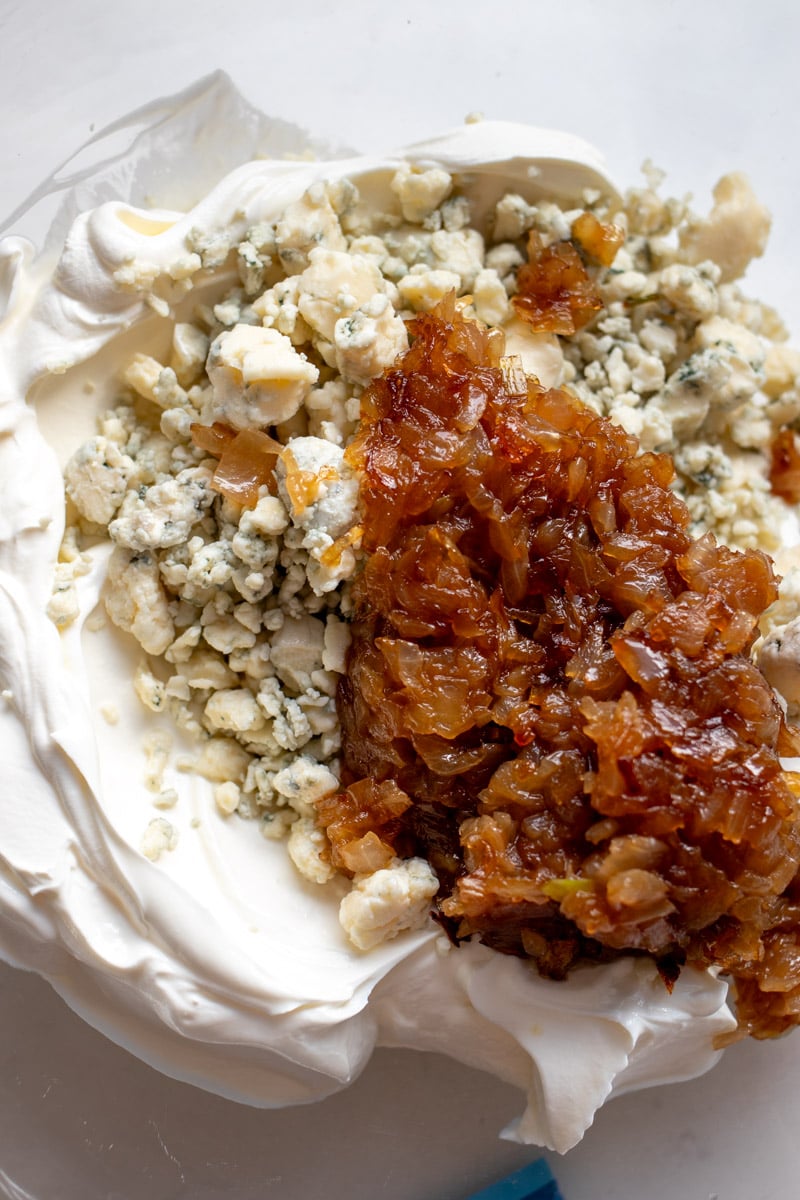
[510,220,623,336]
[321,295,800,1039]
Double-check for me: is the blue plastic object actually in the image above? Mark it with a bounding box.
[465,1157,564,1200]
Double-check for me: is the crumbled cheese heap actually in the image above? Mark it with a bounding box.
[558,169,799,554]
[54,156,800,950]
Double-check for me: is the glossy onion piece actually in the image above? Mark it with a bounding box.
[770,427,800,503]
[512,232,604,334]
[190,420,237,457]
[327,295,800,1037]
[191,422,281,508]
[571,211,625,267]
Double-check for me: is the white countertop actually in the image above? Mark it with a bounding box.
[1,2,799,1196]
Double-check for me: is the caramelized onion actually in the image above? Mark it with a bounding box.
[326,296,800,1037]
[512,234,604,335]
[571,211,625,267]
[190,421,237,457]
[770,427,800,503]
[191,422,281,508]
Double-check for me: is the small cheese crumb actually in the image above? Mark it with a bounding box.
[153,788,178,810]
[214,780,241,816]
[391,165,453,224]
[141,818,178,861]
[287,817,336,884]
[143,729,172,793]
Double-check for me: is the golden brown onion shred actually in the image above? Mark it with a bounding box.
[770,427,800,504]
[191,422,281,508]
[511,234,604,334]
[326,295,800,1037]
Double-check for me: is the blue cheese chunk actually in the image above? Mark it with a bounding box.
[64,436,136,525]
[759,617,800,708]
[390,164,453,224]
[333,293,408,385]
[109,466,215,551]
[339,858,439,950]
[275,181,349,275]
[297,248,392,344]
[104,546,175,655]
[277,436,359,542]
[205,324,319,429]
[678,173,771,283]
[268,614,327,694]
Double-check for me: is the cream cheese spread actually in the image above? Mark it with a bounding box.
[0,89,735,1154]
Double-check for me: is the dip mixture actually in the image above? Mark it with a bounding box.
[55,149,800,1038]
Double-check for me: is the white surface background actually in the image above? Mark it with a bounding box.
[1,1,799,1197]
